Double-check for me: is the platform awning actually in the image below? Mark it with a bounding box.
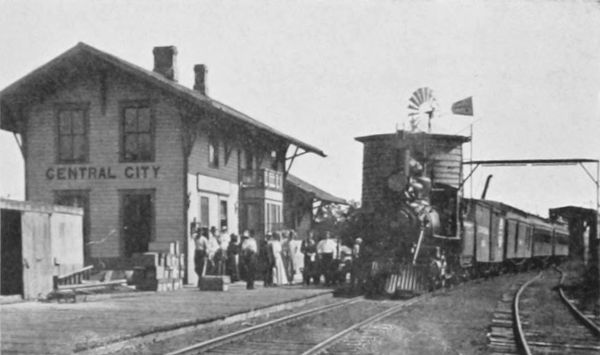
[286,174,347,205]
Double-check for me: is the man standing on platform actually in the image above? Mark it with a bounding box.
[301,231,318,285]
[317,231,336,286]
[241,230,257,290]
[207,226,220,275]
[217,226,230,275]
[227,233,240,282]
[260,232,275,287]
[350,237,363,291]
[191,226,209,286]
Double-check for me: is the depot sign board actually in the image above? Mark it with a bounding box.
[46,165,161,180]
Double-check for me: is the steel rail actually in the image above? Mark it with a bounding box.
[556,267,600,337]
[164,296,362,355]
[514,271,542,355]
[301,294,428,355]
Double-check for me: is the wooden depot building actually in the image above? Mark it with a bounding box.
[0,43,324,286]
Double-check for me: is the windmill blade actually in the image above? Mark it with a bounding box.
[409,96,421,108]
[421,87,432,102]
[415,89,424,104]
[408,103,420,111]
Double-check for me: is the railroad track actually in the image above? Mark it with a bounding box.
[166,295,427,355]
[488,269,600,355]
[556,267,600,336]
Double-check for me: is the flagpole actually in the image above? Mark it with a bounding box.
[470,122,473,198]
[451,96,474,198]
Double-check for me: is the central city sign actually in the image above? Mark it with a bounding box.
[46,165,161,180]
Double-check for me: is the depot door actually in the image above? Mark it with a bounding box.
[121,190,154,257]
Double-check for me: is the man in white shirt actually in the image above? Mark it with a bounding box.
[217,226,229,275]
[317,231,336,285]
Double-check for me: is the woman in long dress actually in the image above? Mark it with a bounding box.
[271,232,287,286]
[282,230,297,284]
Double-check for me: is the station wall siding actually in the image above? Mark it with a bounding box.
[24,71,185,258]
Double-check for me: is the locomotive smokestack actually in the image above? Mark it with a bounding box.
[481,174,493,199]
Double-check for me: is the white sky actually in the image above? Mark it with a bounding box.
[1,0,599,216]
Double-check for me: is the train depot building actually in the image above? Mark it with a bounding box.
[0,42,324,287]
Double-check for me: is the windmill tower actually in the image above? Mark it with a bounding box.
[407,87,438,133]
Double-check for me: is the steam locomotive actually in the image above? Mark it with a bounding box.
[355,131,570,296]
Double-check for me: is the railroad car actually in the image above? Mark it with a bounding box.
[461,199,506,276]
[531,216,554,265]
[504,205,534,270]
[461,199,567,273]
[552,222,570,261]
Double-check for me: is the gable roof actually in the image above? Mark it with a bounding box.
[0,42,325,157]
[286,174,347,205]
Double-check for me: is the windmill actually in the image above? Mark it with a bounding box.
[407,87,438,133]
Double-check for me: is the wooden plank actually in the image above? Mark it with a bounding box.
[21,211,53,299]
[57,265,94,280]
[57,279,126,291]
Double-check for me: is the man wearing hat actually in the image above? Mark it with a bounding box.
[260,232,274,287]
[240,230,257,290]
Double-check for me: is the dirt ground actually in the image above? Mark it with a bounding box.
[561,260,599,313]
[326,272,536,355]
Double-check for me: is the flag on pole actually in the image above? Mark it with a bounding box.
[451,97,473,116]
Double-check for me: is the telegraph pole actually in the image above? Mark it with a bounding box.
[596,161,600,315]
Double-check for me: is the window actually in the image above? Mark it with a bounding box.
[245,150,253,170]
[200,196,210,228]
[243,203,259,233]
[121,104,153,162]
[266,202,282,232]
[271,150,279,171]
[208,137,219,168]
[57,106,87,163]
[219,200,228,229]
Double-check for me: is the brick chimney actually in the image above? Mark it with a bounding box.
[193,64,207,95]
[153,46,178,81]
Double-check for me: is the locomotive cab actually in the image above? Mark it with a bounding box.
[430,183,459,239]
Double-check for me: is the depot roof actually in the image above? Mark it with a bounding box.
[0,42,325,157]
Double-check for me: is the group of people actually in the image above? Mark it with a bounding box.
[259,230,299,288]
[192,226,363,291]
[191,226,243,282]
[300,231,363,287]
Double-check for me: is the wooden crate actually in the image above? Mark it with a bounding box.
[198,275,230,291]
